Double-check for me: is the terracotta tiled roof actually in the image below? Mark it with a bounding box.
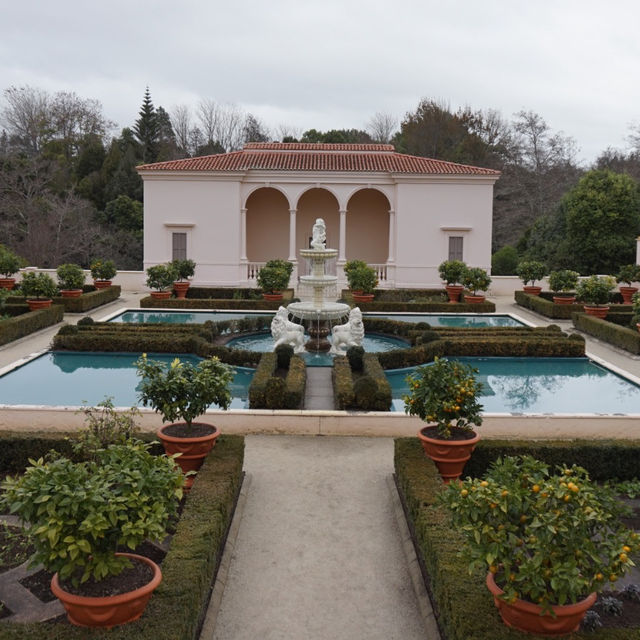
[137,143,500,176]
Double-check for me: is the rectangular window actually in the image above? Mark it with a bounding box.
[172,233,187,260]
[448,236,463,261]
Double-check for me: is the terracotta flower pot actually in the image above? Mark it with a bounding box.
[27,299,52,311]
[523,286,542,296]
[172,281,190,299]
[417,426,480,483]
[352,293,374,303]
[93,280,112,289]
[463,294,485,304]
[619,285,638,304]
[445,284,463,303]
[0,277,16,290]
[552,295,576,305]
[486,572,596,637]
[51,553,162,628]
[157,422,220,489]
[262,292,283,301]
[583,305,609,319]
[150,290,171,299]
[60,289,83,298]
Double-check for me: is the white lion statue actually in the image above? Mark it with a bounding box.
[330,307,365,355]
[271,306,306,353]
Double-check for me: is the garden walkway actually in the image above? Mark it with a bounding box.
[204,435,433,640]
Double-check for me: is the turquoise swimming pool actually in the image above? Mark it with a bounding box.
[386,357,640,414]
[0,352,254,409]
[108,310,524,328]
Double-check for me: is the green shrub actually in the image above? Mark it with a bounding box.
[56,263,86,290]
[548,269,580,294]
[284,355,306,409]
[346,345,364,371]
[438,260,467,285]
[461,266,491,294]
[353,375,378,410]
[0,245,25,278]
[169,258,196,281]
[18,271,58,299]
[275,343,294,369]
[248,353,277,407]
[0,304,64,346]
[333,356,355,409]
[616,264,640,286]
[576,275,616,306]
[516,260,546,286]
[90,259,117,281]
[264,377,287,409]
[257,265,290,293]
[362,353,392,410]
[491,246,519,275]
[572,311,640,355]
[248,352,305,409]
[146,264,176,291]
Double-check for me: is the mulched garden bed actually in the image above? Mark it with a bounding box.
[591,591,640,630]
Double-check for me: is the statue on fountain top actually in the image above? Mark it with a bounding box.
[310,218,326,250]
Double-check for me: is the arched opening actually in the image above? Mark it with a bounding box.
[345,189,390,263]
[246,188,289,262]
[296,188,340,261]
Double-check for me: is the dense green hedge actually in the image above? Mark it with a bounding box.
[0,304,64,346]
[353,299,497,313]
[332,353,392,410]
[0,433,245,640]
[572,311,640,355]
[394,437,639,640]
[248,352,306,409]
[8,285,121,313]
[140,287,293,310]
[515,290,631,319]
[51,322,263,367]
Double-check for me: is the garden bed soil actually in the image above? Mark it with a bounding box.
[162,422,216,438]
[593,591,640,630]
[0,525,34,571]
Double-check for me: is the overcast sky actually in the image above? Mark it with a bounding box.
[1,0,638,163]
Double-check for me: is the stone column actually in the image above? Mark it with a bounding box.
[288,209,297,261]
[240,208,247,262]
[338,209,347,262]
[387,209,396,263]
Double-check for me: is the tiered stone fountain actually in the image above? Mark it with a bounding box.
[287,219,351,352]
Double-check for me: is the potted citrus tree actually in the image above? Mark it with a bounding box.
[136,354,234,488]
[404,357,483,482]
[146,263,176,299]
[256,262,291,301]
[170,258,196,299]
[0,245,25,290]
[344,260,368,295]
[460,267,491,303]
[438,259,467,302]
[89,259,117,289]
[18,271,58,310]
[616,264,640,304]
[56,263,86,298]
[576,274,616,318]
[440,455,640,636]
[516,260,547,295]
[548,269,580,305]
[1,441,183,628]
[347,263,378,303]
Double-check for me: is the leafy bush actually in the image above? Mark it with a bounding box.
[18,272,58,299]
[275,343,294,369]
[56,263,86,290]
[146,263,176,291]
[264,377,287,409]
[1,442,183,585]
[548,269,579,294]
[257,264,290,293]
[89,259,117,281]
[347,264,378,294]
[438,259,467,285]
[516,260,546,286]
[491,246,519,275]
[461,266,491,294]
[346,345,364,371]
[169,258,196,281]
[404,357,483,438]
[572,310,640,355]
[576,275,616,306]
[0,245,25,278]
[136,355,234,429]
[353,375,378,410]
[265,259,294,278]
[0,303,64,346]
[440,455,640,611]
[616,264,640,286]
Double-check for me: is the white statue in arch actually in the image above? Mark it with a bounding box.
[310,218,326,250]
[271,306,306,353]
[330,307,365,355]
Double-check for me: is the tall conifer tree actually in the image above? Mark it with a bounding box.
[133,88,159,163]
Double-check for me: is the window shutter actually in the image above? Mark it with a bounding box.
[448,236,463,261]
[172,233,187,260]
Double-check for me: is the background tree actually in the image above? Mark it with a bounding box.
[133,88,159,163]
[243,114,270,143]
[366,112,397,143]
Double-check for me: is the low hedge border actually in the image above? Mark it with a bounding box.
[0,432,245,640]
[515,290,632,320]
[248,352,306,409]
[8,285,121,313]
[394,437,640,640]
[140,287,293,310]
[0,304,64,346]
[353,299,497,313]
[332,353,392,411]
[572,311,640,355]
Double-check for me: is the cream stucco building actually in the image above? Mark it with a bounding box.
[137,142,500,289]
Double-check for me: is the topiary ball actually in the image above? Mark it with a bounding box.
[346,345,365,371]
[275,344,294,369]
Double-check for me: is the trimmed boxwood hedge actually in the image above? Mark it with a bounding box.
[0,432,245,640]
[515,290,631,319]
[394,437,640,640]
[0,304,64,346]
[572,311,640,355]
[332,353,392,411]
[140,287,293,310]
[8,285,121,313]
[248,352,306,409]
